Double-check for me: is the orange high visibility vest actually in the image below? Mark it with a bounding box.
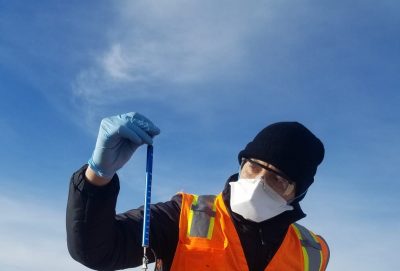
[170,193,330,271]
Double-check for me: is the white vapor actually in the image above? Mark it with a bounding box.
[0,194,90,271]
[72,0,272,106]
[301,176,400,271]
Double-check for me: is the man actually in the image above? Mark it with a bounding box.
[66,112,330,271]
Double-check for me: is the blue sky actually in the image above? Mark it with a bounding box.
[1,0,399,270]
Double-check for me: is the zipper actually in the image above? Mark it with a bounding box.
[259,228,265,246]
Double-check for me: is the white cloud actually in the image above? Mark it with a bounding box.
[72,0,272,106]
[102,44,134,81]
[0,194,90,271]
[301,177,400,271]
[0,191,154,271]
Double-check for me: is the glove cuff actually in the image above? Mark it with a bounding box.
[88,158,115,179]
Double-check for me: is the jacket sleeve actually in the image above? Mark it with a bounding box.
[66,165,181,270]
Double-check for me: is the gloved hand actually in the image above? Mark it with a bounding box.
[88,112,160,178]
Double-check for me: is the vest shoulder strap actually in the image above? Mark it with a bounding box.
[292,223,329,271]
[187,194,217,239]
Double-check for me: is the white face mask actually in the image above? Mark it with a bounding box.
[229,178,294,223]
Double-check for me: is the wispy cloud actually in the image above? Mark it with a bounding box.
[72,1,273,107]
[302,176,400,271]
[0,194,91,271]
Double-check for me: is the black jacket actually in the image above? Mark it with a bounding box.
[66,165,305,271]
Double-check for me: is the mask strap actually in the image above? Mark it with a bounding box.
[287,189,308,205]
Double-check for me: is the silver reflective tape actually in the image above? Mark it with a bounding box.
[189,195,216,238]
[294,223,322,271]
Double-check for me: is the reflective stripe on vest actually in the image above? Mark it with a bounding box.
[292,223,324,271]
[187,195,217,239]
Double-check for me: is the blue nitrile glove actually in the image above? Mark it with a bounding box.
[88,112,160,178]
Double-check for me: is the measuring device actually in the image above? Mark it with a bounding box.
[142,144,153,270]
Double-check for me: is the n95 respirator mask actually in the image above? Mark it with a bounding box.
[229,178,293,223]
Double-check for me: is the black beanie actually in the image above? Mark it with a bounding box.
[238,122,324,199]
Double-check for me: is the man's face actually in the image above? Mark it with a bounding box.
[239,158,296,201]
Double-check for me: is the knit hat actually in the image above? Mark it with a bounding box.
[238,122,324,199]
